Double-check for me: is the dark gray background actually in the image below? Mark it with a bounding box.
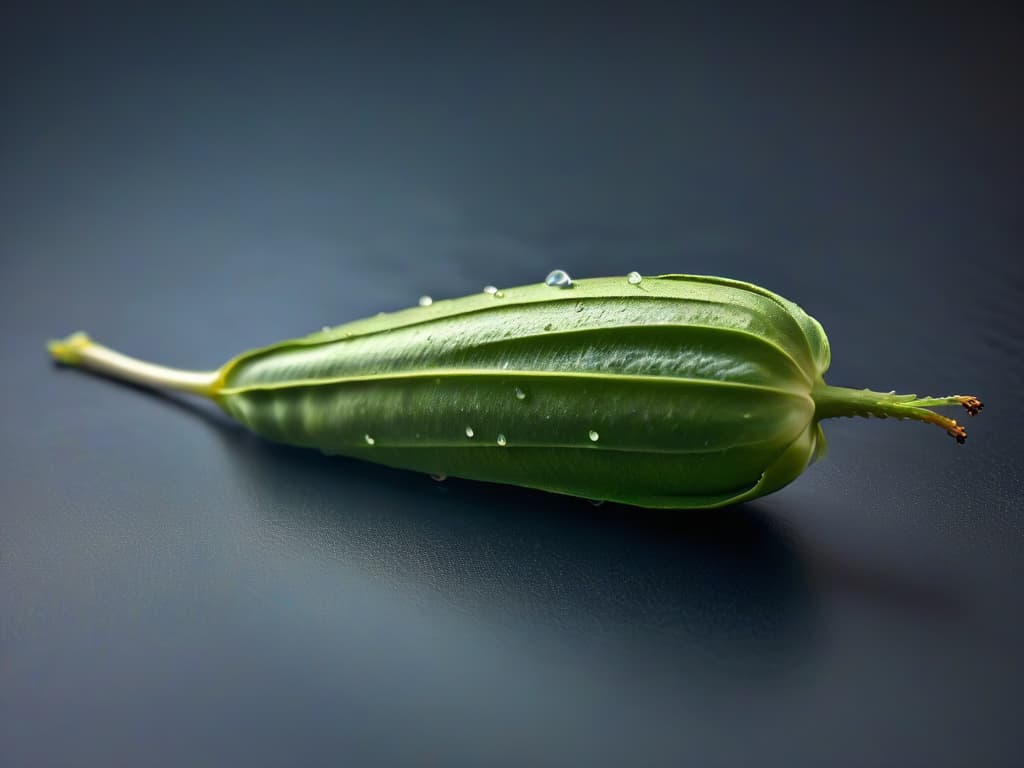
[2,4,1022,766]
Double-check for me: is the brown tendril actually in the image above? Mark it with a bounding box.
[957,396,984,417]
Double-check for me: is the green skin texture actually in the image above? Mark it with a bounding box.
[51,273,975,509]
[215,275,833,508]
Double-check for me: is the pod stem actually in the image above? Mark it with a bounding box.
[812,383,983,443]
[47,332,220,398]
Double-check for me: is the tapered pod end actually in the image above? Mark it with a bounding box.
[47,331,94,365]
[813,385,985,444]
[940,396,985,444]
[907,394,985,444]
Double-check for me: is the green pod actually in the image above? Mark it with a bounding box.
[48,273,982,509]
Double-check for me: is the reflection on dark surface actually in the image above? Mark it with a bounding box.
[808,540,964,623]
[83,372,820,676]
[241,445,817,673]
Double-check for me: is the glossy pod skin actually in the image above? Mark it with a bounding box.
[47,273,983,509]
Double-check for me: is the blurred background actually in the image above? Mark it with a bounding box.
[2,4,1021,766]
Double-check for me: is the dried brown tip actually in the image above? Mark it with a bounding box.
[957,396,984,417]
[945,420,967,444]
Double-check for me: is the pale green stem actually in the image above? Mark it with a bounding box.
[47,332,220,397]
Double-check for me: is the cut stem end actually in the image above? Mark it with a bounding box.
[48,331,94,365]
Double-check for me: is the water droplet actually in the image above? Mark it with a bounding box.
[589,499,605,507]
[627,271,643,285]
[494,290,505,298]
[483,285,498,295]
[321,325,331,332]
[544,269,573,288]
[496,434,507,446]
[418,295,433,306]
[465,426,475,438]
[514,387,526,400]
[589,430,600,442]
[364,434,375,445]
[430,473,447,482]
[543,323,553,331]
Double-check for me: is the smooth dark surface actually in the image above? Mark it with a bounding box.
[2,5,1022,766]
